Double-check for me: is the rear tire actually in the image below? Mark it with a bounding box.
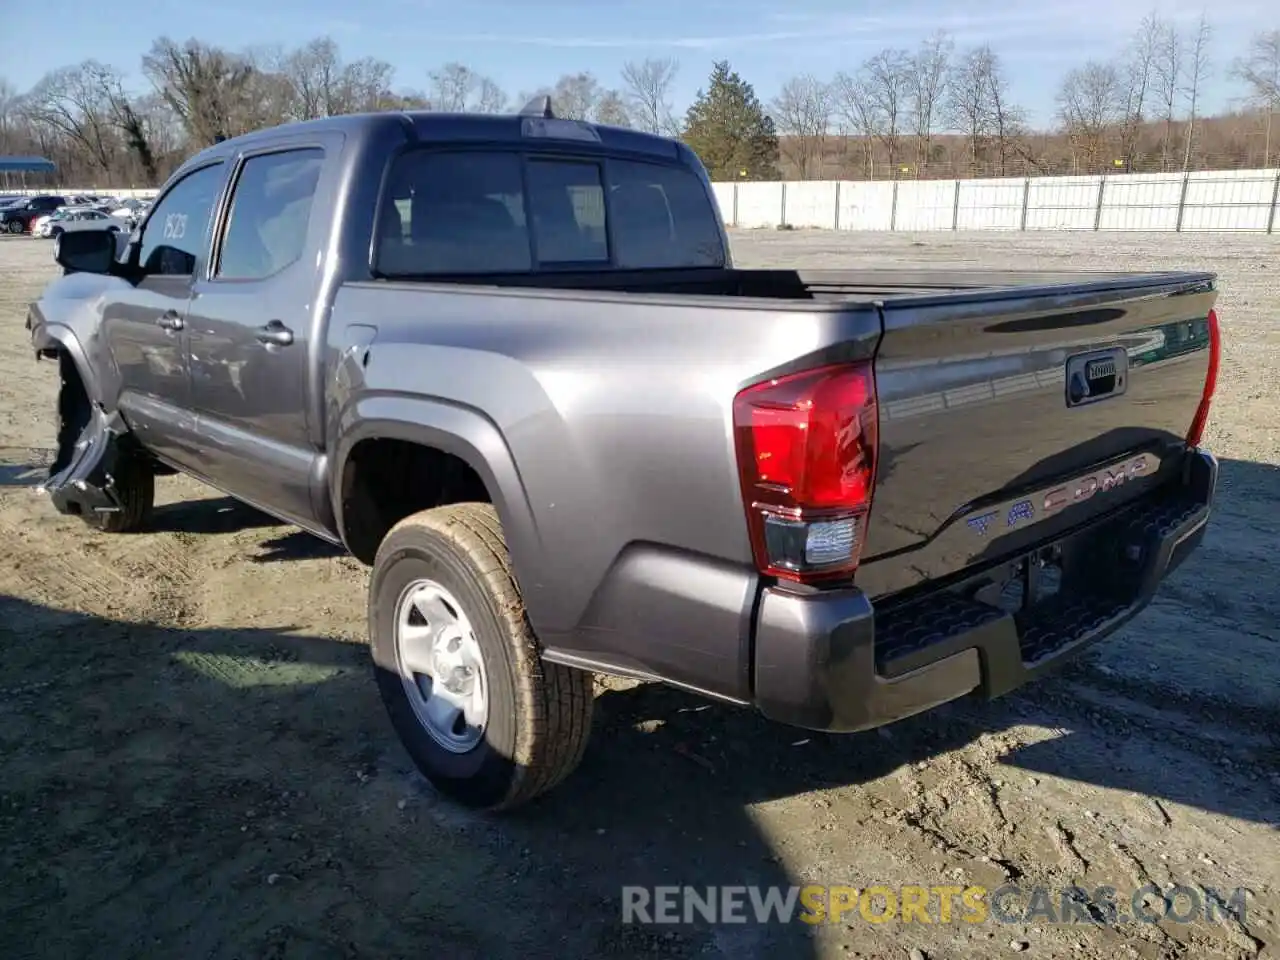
[7,219,24,234]
[369,503,593,811]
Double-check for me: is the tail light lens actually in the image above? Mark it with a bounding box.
[1185,308,1220,447]
[733,362,879,585]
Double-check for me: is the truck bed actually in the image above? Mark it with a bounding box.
[342,265,1215,619]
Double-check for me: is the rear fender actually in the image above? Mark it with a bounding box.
[332,395,548,628]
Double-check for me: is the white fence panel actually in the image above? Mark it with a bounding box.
[956,178,1024,230]
[893,180,956,231]
[710,182,736,225]
[1098,174,1184,231]
[734,182,784,229]
[783,181,839,228]
[836,181,895,230]
[708,169,1279,234]
[1024,176,1101,231]
[1179,171,1277,232]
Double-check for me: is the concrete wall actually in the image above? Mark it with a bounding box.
[716,169,1280,234]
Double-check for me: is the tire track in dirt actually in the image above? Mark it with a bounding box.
[0,485,209,629]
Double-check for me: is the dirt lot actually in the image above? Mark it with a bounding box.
[0,230,1276,960]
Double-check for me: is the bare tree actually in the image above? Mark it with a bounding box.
[1118,13,1162,172]
[475,77,507,114]
[1181,13,1213,171]
[770,74,832,178]
[910,31,952,174]
[1153,17,1183,169]
[594,89,631,127]
[983,50,1026,176]
[1231,29,1280,166]
[0,78,18,152]
[22,62,123,172]
[552,72,601,121]
[620,58,679,134]
[278,39,334,119]
[427,62,507,113]
[831,71,880,177]
[947,46,997,175]
[862,49,913,175]
[1057,61,1125,173]
[142,38,259,146]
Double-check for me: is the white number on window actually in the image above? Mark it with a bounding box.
[162,213,188,241]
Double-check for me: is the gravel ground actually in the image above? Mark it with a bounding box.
[0,230,1276,960]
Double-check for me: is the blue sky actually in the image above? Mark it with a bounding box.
[4,0,1273,129]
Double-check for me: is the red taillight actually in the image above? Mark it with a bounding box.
[1185,308,1220,447]
[733,362,879,585]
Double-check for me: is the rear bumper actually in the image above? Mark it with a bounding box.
[752,447,1217,732]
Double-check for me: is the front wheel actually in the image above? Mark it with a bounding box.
[369,503,594,811]
[89,454,155,533]
[54,367,155,533]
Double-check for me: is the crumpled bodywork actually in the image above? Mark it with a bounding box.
[27,270,124,517]
[39,403,133,520]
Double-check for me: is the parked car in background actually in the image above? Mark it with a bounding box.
[35,208,130,239]
[1,195,67,233]
[109,197,149,227]
[31,205,95,237]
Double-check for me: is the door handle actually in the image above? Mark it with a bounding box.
[255,321,294,347]
[157,311,184,331]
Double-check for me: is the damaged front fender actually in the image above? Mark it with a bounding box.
[39,404,132,521]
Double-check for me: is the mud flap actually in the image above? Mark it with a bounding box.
[38,405,131,519]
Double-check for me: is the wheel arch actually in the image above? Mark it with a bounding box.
[33,323,101,407]
[333,397,547,625]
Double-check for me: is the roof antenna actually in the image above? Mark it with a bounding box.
[518,95,556,119]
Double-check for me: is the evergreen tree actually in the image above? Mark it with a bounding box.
[681,61,780,180]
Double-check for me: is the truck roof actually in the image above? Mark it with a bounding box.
[179,101,683,175]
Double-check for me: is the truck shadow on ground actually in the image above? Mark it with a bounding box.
[146,495,277,535]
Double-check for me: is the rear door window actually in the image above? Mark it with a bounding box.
[378,151,531,275]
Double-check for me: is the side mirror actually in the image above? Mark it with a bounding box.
[54,229,117,276]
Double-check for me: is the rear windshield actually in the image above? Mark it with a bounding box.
[374,150,725,276]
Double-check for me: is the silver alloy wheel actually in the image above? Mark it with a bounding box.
[393,578,489,753]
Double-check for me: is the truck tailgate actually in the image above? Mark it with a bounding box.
[857,272,1217,600]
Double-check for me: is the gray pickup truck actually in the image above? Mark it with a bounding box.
[28,100,1221,811]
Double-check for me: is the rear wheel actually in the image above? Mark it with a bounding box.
[368,503,594,811]
[7,219,24,234]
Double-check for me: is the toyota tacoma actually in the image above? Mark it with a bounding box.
[27,101,1221,811]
